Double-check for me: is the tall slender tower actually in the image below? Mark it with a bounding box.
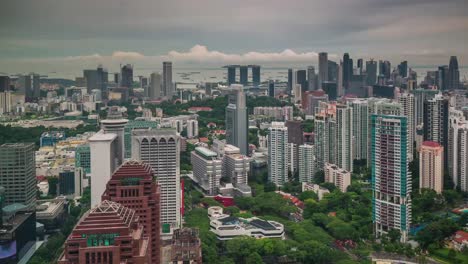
[132,129,181,230]
[318,52,328,89]
[448,56,460,90]
[372,115,411,242]
[398,92,415,161]
[149,72,162,100]
[268,122,289,186]
[225,85,248,155]
[348,99,369,161]
[423,94,449,168]
[335,104,353,172]
[342,53,351,89]
[299,144,316,183]
[101,106,129,165]
[163,61,173,98]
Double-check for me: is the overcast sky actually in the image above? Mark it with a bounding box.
[0,0,467,76]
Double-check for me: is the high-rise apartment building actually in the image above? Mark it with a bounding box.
[58,200,150,264]
[163,61,173,98]
[398,92,415,161]
[419,141,444,193]
[299,144,315,183]
[225,85,248,155]
[102,161,161,263]
[412,88,438,127]
[307,66,317,91]
[448,108,468,190]
[348,99,369,161]
[324,163,351,192]
[423,94,449,168]
[318,52,328,89]
[0,143,36,210]
[371,114,411,242]
[335,104,353,172]
[132,129,181,229]
[268,122,289,186]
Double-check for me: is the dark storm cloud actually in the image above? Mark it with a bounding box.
[0,0,467,72]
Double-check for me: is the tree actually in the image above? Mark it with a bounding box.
[264,182,277,192]
[246,252,263,264]
[387,228,401,243]
[299,191,318,201]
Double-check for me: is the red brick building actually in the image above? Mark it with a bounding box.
[58,200,150,264]
[102,161,161,263]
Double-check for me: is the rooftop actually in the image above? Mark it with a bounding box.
[89,131,117,142]
[421,141,442,148]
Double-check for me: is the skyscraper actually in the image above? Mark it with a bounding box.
[101,106,129,165]
[343,53,352,89]
[187,120,199,139]
[348,99,369,161]
[448,56,460,90]
[366,60,377,86]
[252,65,261,86]
[268,80,275,97]
[318,52,328,89]
[335,104,353,172]
[379,60,391,80]
[288,69,293,94]
[448,109,468,190]
[227,66,236,85]
[419,141,444,193]
[371,115,411,242]
[239,66,248,85]
[0,143,36,210]
[132,129,181,229]
[120,64,133,88]
[268,122,289,186]
[149,72,162,100]
[102,161,161,263]
[423,94,449,168]
[437,65,449,91]
[412,88,438,127]
[225,85,248,155]
[398,92,415,161]
[191,147,222,195]
[18,73,40,101]
[307,66,317,91]
[84,66,108,94]
[0,76,10,92]
[398,61,408,78]
[296,70,307,94]
[163,61,173,98]
[299,144,316,183]
[327,61,339,82]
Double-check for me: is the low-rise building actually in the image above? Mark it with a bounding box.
[35,197,66,230]
[191,147,222,195]
[171,228,202,264]
[302,182,330,200]
[452,230,468,251]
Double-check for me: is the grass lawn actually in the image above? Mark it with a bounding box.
[431,248,468,264]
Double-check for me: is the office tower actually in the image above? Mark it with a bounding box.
[252,65,261,86]
[448,56,460,90]
[343,53,352,89]
[398,93,415,161]
[327,61,339,82]
[379,60,391,80]
[294,84,302,103]
[288,69,293,94]
[318,52,328,89]
[191,147,222,195]
[149,72,162,100]
[89,131,118,207]
[337,62,343,97]
[296,70,307,93]
[101,106,129,164]
[114,72,120,85]
[18,73,40,101]
[268,80,275,97]
[366,60,378,86]
[335,104,353,172]
[307,66,317,91]
[299,144,316,183]
[348,99,368,161]
[187,120,199,139]
[58,200,150,264]
[124,120,158,159]
[371,114,411,242]
[357,58,364,74]
[322,82,338,100]
[268,122,289,186]
[324,163,351,192]
[239,66,248,85]
[419,141,444,193]
[448,109,468,189]
[227,66,236,85]
[0,143,36,210]
[75,144,91,174]
[59,170,75,195]
[132,129,181,229]
[102,161,161,263]
[0,76,10,92]
[170,228,202,264]
[412,88,438,127]
[437,65,449,91]
[328,60,339,82]
[120,64,133,88]
[398,61,408,78]
[225,85,248,155]
[163,61,173,98]
[423,94,449,168]
[84,66,108,94]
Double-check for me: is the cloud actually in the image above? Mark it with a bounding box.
[111,51,145,59]
[164,45,337,63]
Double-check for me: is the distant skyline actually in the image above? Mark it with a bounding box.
[1,0,467,75]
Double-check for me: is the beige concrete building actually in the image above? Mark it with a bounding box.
[419,141,444,193]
